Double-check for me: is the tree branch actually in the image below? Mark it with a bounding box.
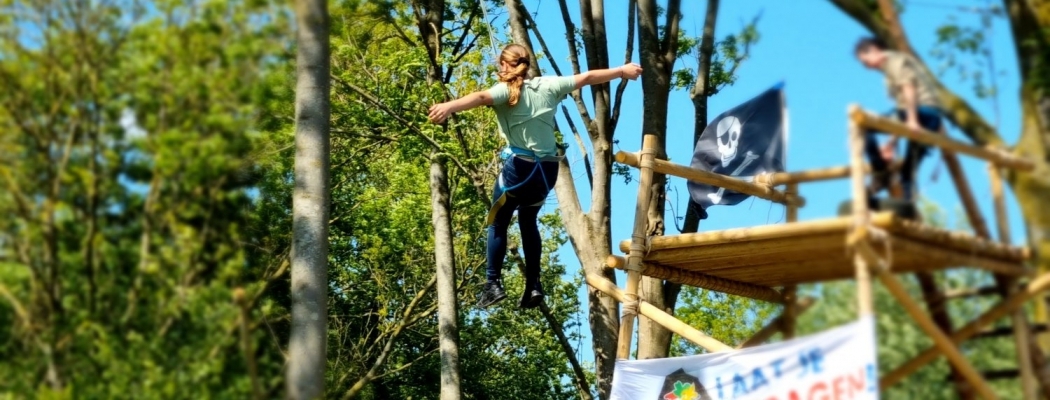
[562,105,593,189]
[336,77,490,200]
[828,0,1003,146]
[507,246,594,400]
[342,275,437,400]
[610,0,636,134]
[876,0,915,56]
[661,0,682,69]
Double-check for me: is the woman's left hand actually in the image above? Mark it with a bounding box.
[428,103,453,124]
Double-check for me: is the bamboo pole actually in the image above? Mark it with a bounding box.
[616,134,658,360]
[586,273,733,353]
[989,165,1011,244]
[849,106,1033,171]
[756,165,855,186]
[620,212,897,253]
[889,237,1030,277]
[848,110,874,316]
[615,151,805,206]
[738,297,815,348]
[782,184,800,338]
[638,234,842,264]
[988,165,1039,400]
[881,273,1050,389]
[853,245,998,400]
[877,272,999,399]
[605,255,785,303]
[942,151,992,238]
[887,218,1028,261]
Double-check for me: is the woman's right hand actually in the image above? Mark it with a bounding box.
[428,103,454,124]
[620,63,643,80]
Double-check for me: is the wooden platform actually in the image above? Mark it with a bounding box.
[609,212,1030,293]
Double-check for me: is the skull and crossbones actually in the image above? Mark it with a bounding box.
[715,116,742,168]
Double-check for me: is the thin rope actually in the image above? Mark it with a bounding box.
[869,226,894,270]
[622,295,640,317]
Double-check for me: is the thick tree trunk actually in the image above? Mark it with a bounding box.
[288,0,331,398]
[634,0,682,361]
[429,155,462,400]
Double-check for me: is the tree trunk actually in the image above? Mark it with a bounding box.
[635,0,682,360]
[682,0,719,251]
[413,3,460,396]
[429,154,462,400]
[288,0,331,398]
[507,1,622,396]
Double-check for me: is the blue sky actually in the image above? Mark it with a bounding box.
[498,0,1026,363]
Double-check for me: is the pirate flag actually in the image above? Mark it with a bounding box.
[688,83,787,210]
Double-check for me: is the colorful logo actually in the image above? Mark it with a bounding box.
[658,368,711,400]
[663,380,699,400]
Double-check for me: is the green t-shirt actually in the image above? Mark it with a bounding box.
[487,76,576,158]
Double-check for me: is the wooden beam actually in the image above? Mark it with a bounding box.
[737,297,815,349]
[849,114,875,316]
[944,285,1004,300]
[615,151,805,206]
[617,134,658,360]
[620,212,897,252]
[973,324,1049,340]
[888,236,1030,277]
[887,218,1029,262]
[756,165,854,186]
[606,255,785,303]
[782,186,800,339]
[989,165,1011,244]
[881,273,1050,389]
[848,106,1034,171]
[872,266,1000,399]
[942,151,992,238]
[585,273,733,353]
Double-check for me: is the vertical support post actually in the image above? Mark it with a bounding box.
[617,134,658,360]
[989,165,1011,244]
[848,106,873,316]
[781,183,799,339]
[990,165,1039,400]
[942,151,991,237]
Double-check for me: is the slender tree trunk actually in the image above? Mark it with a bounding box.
[412,3,460,396]
[507,1,621,396]
[288,0,331,398]
[635,0,682,360]
[429,154,462,400]
[682,0,719,235]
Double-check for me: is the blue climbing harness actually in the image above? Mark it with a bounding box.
[499,146,552,193]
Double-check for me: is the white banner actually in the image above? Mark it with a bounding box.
[611,317,878,400]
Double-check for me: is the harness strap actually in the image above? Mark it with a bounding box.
[499,146,556,193]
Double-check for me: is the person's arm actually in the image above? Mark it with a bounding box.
[428,91,495,124]
[573,63,643,90]
[899,81,922,132]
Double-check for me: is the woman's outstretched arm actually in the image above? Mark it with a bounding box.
[573,63,643,89]
[428,91,494,124]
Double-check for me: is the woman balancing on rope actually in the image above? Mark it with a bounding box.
[428,44,642,309]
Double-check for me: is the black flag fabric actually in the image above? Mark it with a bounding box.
[688,83,787,209]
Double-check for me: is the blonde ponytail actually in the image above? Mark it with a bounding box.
[498,44,531,106]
